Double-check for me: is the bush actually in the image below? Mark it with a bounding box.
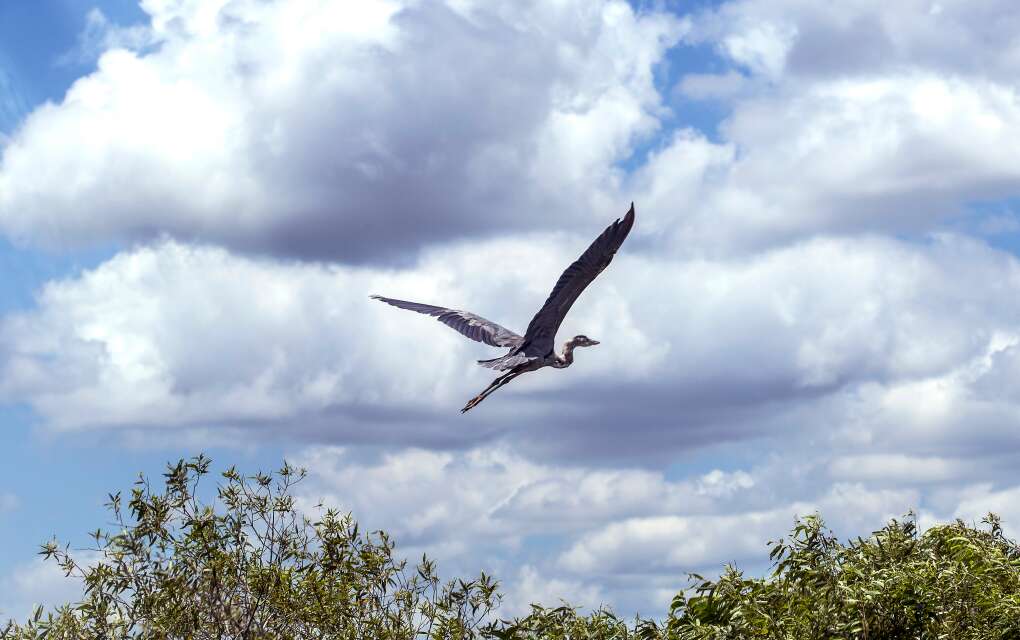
[2,456,499,639]
[4,456,1020,639]
[669,513,1020,639]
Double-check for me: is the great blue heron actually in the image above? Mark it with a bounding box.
[372,203,635,412]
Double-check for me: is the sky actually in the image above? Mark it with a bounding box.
[4,0,1020,622]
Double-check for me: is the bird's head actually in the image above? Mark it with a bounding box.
[571,335,600,347]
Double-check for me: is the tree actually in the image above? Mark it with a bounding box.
[2,456,499,639]
[669,513,1020,639]
[5,456,1020,639]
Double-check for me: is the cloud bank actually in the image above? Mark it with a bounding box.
[0,0,680,261]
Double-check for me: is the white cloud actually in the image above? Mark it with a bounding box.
[627,0,1020,257]
[633,73,1020,256]
[557,509,796,575]
[697,0,1020,83]
[288,445,933,616]
[23,0,1020,263]
[720,20,797,79]
[291,446,757,548]
[501,565,608,616]
[0,0,681,261]
[288,445,767,615]
[4,231,1020,460]
[557,482,918,576]
[950,485,1020,529]
[0,557,84,625]
[916,482,1020,540]
[829,454,971,483]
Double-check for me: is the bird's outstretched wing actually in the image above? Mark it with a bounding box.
[370,296,524,348]
[519,203,635,358]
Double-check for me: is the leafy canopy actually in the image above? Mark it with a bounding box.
[4,456,1020,639]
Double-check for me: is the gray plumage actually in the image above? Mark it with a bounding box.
[371,203,636,412]
[369,297,524,348]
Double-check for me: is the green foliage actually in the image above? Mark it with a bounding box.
[669,513,1020,639]
[2,455,499,639]
[492,604,661,640]
[4,457,1020,639]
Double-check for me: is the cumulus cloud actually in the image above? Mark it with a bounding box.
[5,231,1020,463]
[287,440,1020,614]
[501,565,608,617]
[695,0,1020,82]
[289,445,770,614]
[7,0,1020,262]
[292,446,760,544]
[637,74,1020,257]
[0,0,681,261]
[950,484,1020,526]
[623,0,1020,257]
[556,482,919,577]
[287,444,979,617]
[829,454,973,484]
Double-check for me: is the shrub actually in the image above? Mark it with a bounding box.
[2,456,498,639]
[5,456,1020,639]
[669,513,1020,639]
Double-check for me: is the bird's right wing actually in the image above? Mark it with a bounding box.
[519,203,635,358]
[370,296,524,348]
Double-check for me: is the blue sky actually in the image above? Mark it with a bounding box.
[0,1,143,129]
[5,0,1020,621]
[0,0,132,601]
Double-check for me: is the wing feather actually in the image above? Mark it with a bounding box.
[519,204,635,357]
[370,296,523,348]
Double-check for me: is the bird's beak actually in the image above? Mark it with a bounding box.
[590,340,600,345]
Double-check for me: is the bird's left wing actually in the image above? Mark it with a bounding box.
[519,203,635,358]
[370,296,524,348]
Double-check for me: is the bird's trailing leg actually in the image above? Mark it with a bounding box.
[461,370,524,413]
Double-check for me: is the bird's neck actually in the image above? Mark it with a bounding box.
[555,340,578,368]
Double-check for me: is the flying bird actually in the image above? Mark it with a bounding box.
[372,203,636,413]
